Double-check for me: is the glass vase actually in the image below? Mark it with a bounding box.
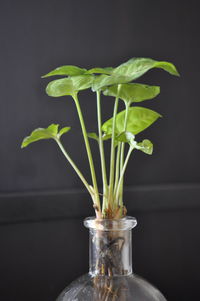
[56,216,167,300]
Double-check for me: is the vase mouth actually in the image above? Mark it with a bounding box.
[84,216,137,231]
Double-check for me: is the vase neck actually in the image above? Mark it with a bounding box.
[84,217,137,277]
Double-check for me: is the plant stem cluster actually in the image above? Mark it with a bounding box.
[22,58,179,219]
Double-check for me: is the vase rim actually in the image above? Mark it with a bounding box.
[84,216,137,231]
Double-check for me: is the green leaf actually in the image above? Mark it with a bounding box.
[116,131,135,143]
[86,67,113,75]
[42,65,87,78]
[102,133,112,141]
[46,75,94,97]
[92,74,129,91]
[71,75,94,91]
[58,126,71,138]
[103,83,160,104]
[21,124,71,148]
[46,78,74,97]
[137,139,153,155]
[87,132,99,142]
[87,132,112,143]
[46,124,59,136]
[113,57,180,79]
[102,106,162,136]
[116,132,153,154]
[92,58,179,91]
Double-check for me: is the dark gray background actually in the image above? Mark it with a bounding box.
[1,0,199,192]
[0,0,199,300]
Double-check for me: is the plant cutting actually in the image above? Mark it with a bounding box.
[22,57,179,300]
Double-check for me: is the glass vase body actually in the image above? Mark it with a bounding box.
[56,217,167,301]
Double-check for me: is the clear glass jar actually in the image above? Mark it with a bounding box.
[56,217,167,300]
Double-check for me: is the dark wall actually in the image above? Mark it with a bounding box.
[0,0,200,300]
[0,0,199,192]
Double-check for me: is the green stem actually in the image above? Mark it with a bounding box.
[114,143,121,202]
[118,101,130,205]
[116,146,134,205]
[108,88,120,202]
[96,91,108,214]
[55,138,92,196]
[73,93,101,216]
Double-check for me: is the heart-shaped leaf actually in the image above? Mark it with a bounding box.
[42,65,87,78]
[92,58,179,91]
[116,132,153,154]
[103,83,160,104]
[21,124,71,148]
[102,106,162,136]
[137,139,153,155]
[113,57,180,79]
[46,75,94,97]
